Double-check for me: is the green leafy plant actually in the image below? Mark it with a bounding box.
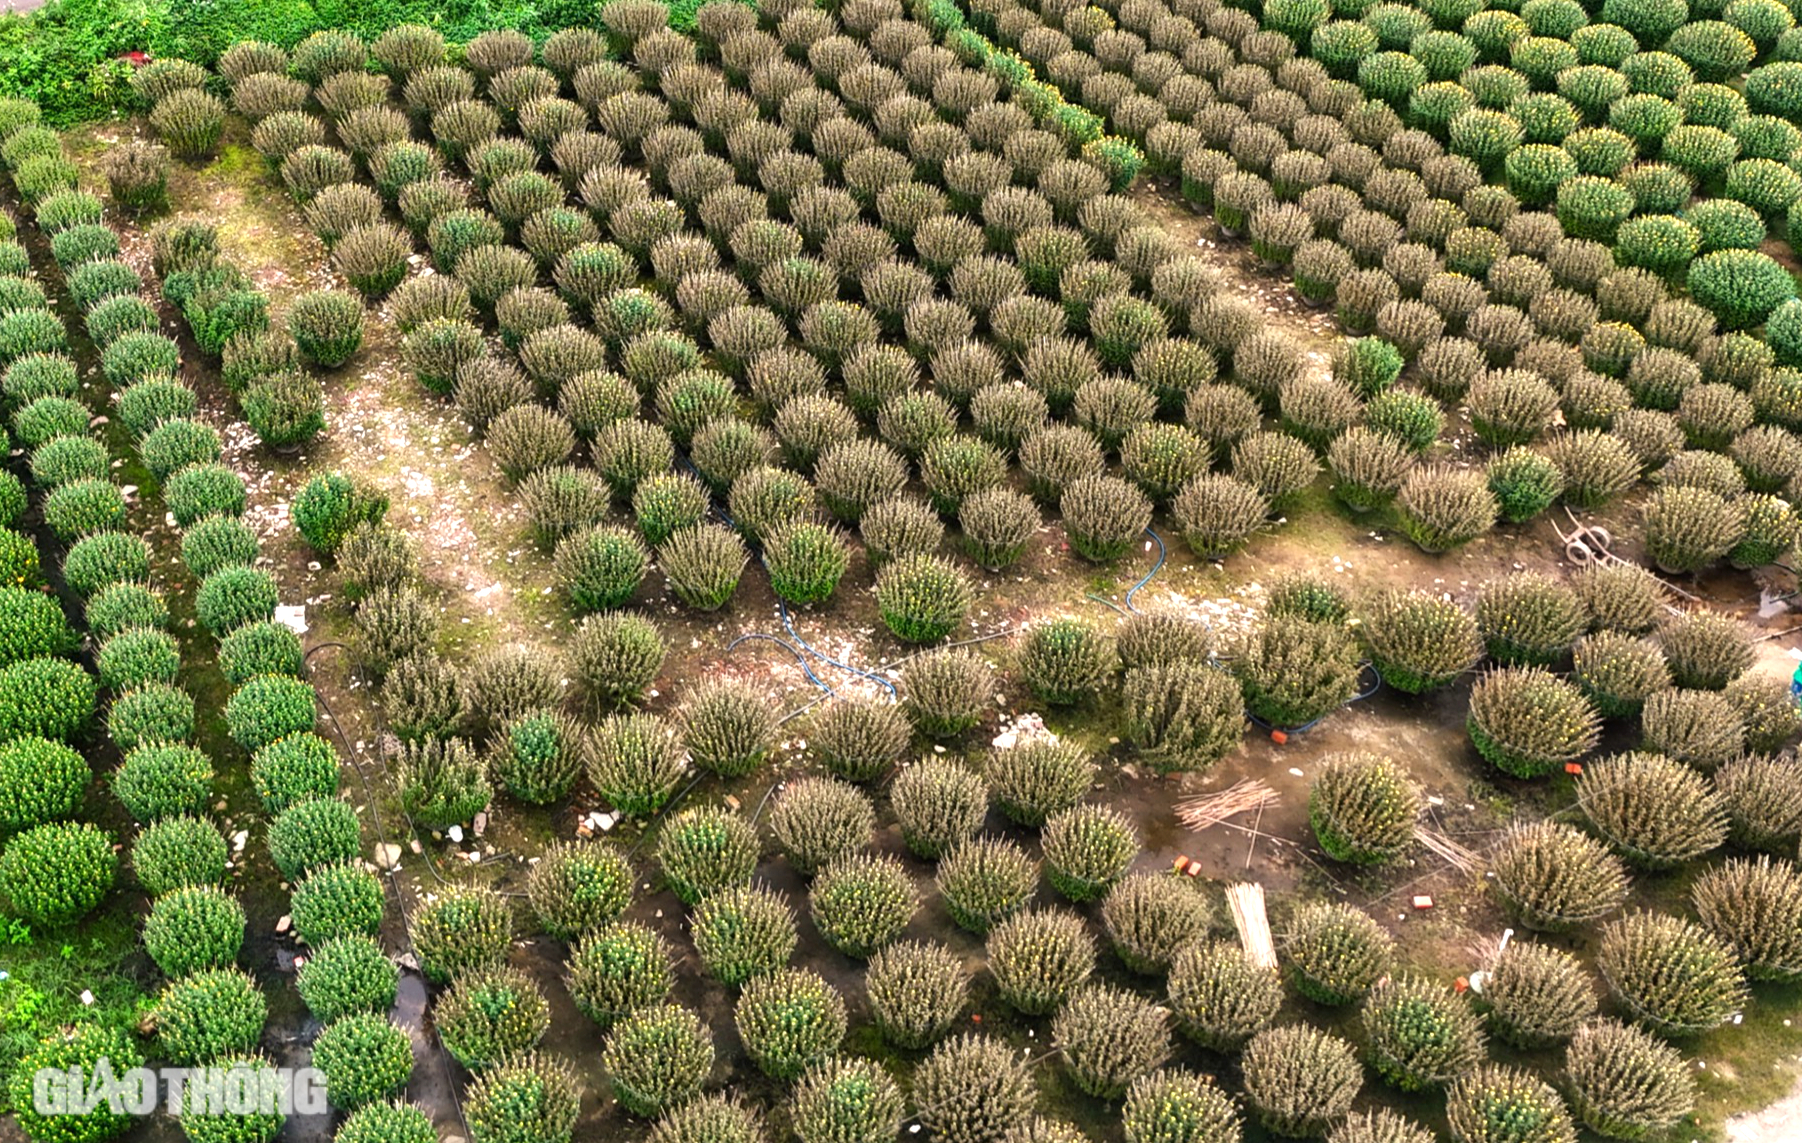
[1444,1066,1577,1143]
[1103,872,1211,976]
[296,935,399,1023]
[692,884,798,986]
[436,965,550,1071]
[566,921,674,1029]
[312,1013,416,1109]
[1168,940,1283,1053]
[7,1024,143,1143]
[602,1005,714,1117]
[525,839,631,940]
[0,820,114,926]
[0,733,88,839]
[936,836,1036,934]
[153,967,266,1065]
[654,804,758,906]
[1490,822,1629,931]
[464,1053,579,1143]
[250,733,337,814]
[293,473,387,555]
[1240,1024,1363,1136]
[225,674,316,754]
[1361,975,1485,1092]
[144,884,244,978]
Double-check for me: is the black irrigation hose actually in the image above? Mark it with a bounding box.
[726,631,834,694]
[1085,527,1186,622]
[776,590,899,698]
[687,446,899,699]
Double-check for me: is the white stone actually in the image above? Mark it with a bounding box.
[274,604,308,635]
[447,825,464,842]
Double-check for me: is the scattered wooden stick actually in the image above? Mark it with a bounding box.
[1176,779,1279,831]
[1227,882,1277,970]
[1418,827,1482,875]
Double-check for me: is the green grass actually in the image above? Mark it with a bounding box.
[0,903,153,1115]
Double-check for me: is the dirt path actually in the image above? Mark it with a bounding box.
[1729,1072,1802,1143]
[62,122,559,658]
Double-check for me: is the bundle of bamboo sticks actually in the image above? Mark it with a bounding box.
[1227,882,1276,969]
[1175,779,1279,831]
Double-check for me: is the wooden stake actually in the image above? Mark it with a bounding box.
[1227,882,1276,970]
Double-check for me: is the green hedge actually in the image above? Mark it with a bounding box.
[0,0,599,127]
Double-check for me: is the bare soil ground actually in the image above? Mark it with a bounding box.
[50,119,1802,1142]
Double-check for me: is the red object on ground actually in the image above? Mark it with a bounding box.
[1453,977,1469,993]
[1173,856,1190,874]
[1269,729,1288,745]
[1564,762,1583,775]
[125,51,150,66]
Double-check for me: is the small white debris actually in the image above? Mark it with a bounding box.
[275,915,291,935]
[1288,767,1304,778]
[80,991,95,1006]
[230,830,249,852]
[447,825,465,843]
[274,604,308,635]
